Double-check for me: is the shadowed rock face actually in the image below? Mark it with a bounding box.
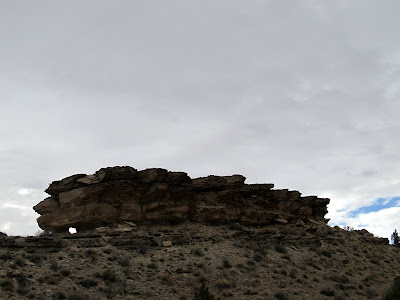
[34,166,330,233]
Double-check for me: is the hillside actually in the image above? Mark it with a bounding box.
[0,222,398,299]
[0,166,399,299]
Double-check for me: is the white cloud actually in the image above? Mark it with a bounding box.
[17,188,35,196]
[339,207,400,241]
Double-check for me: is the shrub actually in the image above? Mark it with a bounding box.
[215,278,233,290]
[146,263,158,270]
[27,254,45,264]
[52,291,66,299]
[391,229,399,246]
[191,248,204,257]
[49,261,59,272]
[343,226,354,232]
[0,278,14,291]
[17,287,29,296]
[319,248,333,258]
[123,266,131,276]
[253,252,264,262]
[275,291,288,300]
[16,273,29,287]
[101,269,117,282]
[365,288,377,299]
[383,276,400,300]
[78,278,98,288]
[14,258,25,267]
[289,269,297,279]
[67,293,89,300]
[194,284,220,300]
[59,268,71,277]
[226,223,245,231]
[221,259,232,269]
[135,244,149,254]
[0,252,12,260]
[330,273,350,284]
[158,271,174,285]
[320,287,335,296]
[275,244,287,254]
[118,257,130,267]
[102,247,113,254]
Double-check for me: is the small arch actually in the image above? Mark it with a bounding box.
[69,227,77,234]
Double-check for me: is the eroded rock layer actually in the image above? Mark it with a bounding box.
[34,166,330,233]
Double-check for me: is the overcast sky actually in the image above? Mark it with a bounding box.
[1,1,399,240]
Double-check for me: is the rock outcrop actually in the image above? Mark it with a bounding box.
[34,166,330,233]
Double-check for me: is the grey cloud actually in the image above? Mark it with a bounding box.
[1,1,400,235]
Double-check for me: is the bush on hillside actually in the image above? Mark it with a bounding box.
[195,284,220,300]
[343,225,354,232]
[382,276,400,300]
[391,229,399,246]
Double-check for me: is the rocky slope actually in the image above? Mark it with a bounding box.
[34,166,329,233]
[0,166,398,299]
[0,222,397,300]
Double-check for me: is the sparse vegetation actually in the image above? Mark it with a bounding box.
[195,284,220,300]
[67,293,89,300]
[100,269,117,282]
[320,287,335,296]
[220,258,232,269]
[0,251,12,260]
[344,225,355,232]
[0,278,14,291]
[49,261,59,271]
[226,223,245,231]
[52,291,66,299]
[275,291,289,300]
[78,278,98,288]
[0,222,399,299]
[391,229,399,246]
[191,247,204,257]
[275,244,287,254]
[59,268,71,277]
[382,276,400,300]
[215,278,233,290]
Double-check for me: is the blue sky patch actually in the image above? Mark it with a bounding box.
[348,197,400,217]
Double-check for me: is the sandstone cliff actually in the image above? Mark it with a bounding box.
[34,166,329,233]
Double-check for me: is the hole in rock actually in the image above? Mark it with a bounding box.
[69,227,77,234]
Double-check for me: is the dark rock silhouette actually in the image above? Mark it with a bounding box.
[34,166,330,233]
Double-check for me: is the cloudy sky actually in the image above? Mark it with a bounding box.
[1,1,399,240]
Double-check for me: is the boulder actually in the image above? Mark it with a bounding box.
[166,172,192,185]
[95,166,138,182]
[162,240,172,247]
[45,174,86,196]
[33,197,59,214]
[59,185,104,207]
[137,168,168,183]
[76,175,100,185]
[37,206,85,232]
[192,175,246,192]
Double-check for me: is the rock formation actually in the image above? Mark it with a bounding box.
[34,166,330,233]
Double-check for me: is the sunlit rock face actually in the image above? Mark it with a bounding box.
[34,166,330,233]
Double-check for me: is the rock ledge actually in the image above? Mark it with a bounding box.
[34,166,330,233]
